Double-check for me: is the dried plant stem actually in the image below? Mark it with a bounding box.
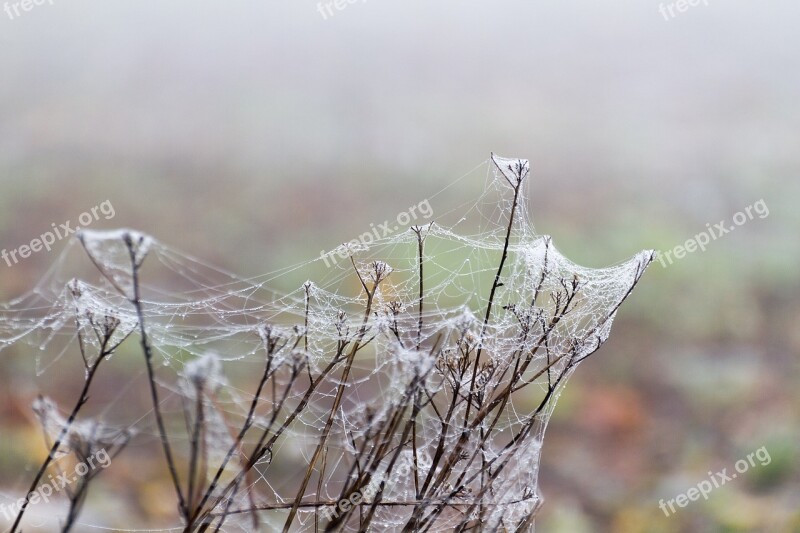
[194,322,358,529]
[411,225,426,498]
[464,159,525,426]
[212,496,537,516]
[282,257,380,531]
[61,482,90,533]
[189,329,289,530]
[187,386,205,512]
[10,357,104,533]
[125,233,189,521]
[11,307,128,533]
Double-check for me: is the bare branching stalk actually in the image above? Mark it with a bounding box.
[281,258,388,531]
[124,233,189,521]
[410,224,428,498]
[11,287,129,533]
[464,155,528,426]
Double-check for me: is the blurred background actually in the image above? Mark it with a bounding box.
[1,1,799,531]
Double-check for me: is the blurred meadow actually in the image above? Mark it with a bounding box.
[1,1,799,531]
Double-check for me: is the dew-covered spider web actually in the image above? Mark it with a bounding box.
[0,155,654,532]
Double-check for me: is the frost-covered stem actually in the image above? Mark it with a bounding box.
[189,332,283,529]
[420,355,576,533]
[125,234,188,522]
[405,351,469,529]
[417,329,471,499]
[304,281,313,383]
[446,372,570,533]
[454,354,567,495]
[328,362,430,531]
[422,308,520,502]
[324,411,383,525]
[358,361,435,531]
[283,257,378,531]
[407,334,564,530]
[314,446,328,533]
[210,477,241,533]
[195,337,344,530]
[187,383,205,513]
[412,226,426,351]
[444,284,579,507]
[196,321,360,529]
[211,498,536,517]
[412,226,426,497]
[471,283,575,423]
[62,479,91,533]
[464,160,525,428]
[515,505,543,532]
[357,405,417,531]
[11,337,109,533]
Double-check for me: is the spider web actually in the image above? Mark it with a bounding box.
[0,155,654,532]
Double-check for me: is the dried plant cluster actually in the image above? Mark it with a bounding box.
[1,155,654,532]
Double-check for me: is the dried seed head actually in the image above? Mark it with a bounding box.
[184,352,222,391]
[335,310,349,338]
[258,323,287,355]
[68,279,83,299]
[386,301,404,315]
[303,280,314,297]
[367,261,393,284]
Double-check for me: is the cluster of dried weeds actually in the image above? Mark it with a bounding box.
[8,156,653,532]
